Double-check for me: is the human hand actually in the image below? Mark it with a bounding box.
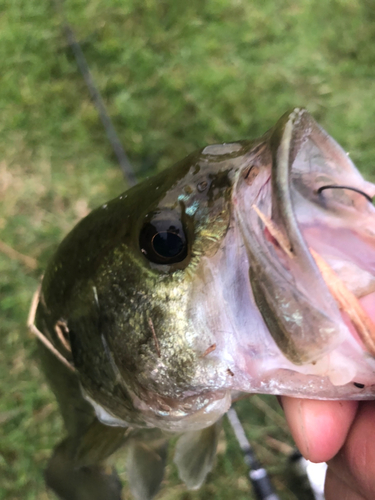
[281,397,375,500]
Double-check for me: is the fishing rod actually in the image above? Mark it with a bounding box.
[53,7,328,499]
[289,451,327,500]
[227,407,280,500]
[52,0,137,187]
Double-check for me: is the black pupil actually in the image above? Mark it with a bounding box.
[139,218,188,265]
[153,231,184,258]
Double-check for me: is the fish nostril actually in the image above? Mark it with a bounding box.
[197,181,208,192]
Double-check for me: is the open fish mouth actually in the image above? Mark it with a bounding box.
[34,108,375,435]
[230,108,375,393]
[75,110,375,422]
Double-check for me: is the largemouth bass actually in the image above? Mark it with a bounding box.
[33,109,375,499]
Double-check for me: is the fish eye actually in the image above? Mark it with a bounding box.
[139,219,188,264]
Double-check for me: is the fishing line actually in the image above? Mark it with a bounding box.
[52,0,137,187]
[317,185,373,203]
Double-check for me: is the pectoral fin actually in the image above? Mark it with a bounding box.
[74,419,130,467]
[126,437,168,500]
[45,439,123,500]
[173,420,221,490]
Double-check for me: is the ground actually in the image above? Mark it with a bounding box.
[1,0,375,498]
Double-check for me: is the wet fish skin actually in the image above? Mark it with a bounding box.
[36,139,249,430]
[35,109,375,499]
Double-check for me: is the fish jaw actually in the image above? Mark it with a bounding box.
[201,108,375,398]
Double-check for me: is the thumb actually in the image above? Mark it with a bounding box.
[281,397,358,463]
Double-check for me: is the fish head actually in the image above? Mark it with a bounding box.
[38,109,375,432]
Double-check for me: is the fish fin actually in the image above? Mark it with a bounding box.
[126,437,168,500]
[173,420,222,490]
[45,438,123,500]
[74,418,130,467]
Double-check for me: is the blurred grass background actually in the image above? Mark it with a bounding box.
[1,0,375,498]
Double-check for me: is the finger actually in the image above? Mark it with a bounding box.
[328,401,375,500]
[325,467,366,500]
[281,397,358,462]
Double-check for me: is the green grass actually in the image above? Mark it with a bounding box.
[1,0,375,498]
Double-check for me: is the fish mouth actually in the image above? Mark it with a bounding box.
[236,108,375,375]
[82,383,231,432]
